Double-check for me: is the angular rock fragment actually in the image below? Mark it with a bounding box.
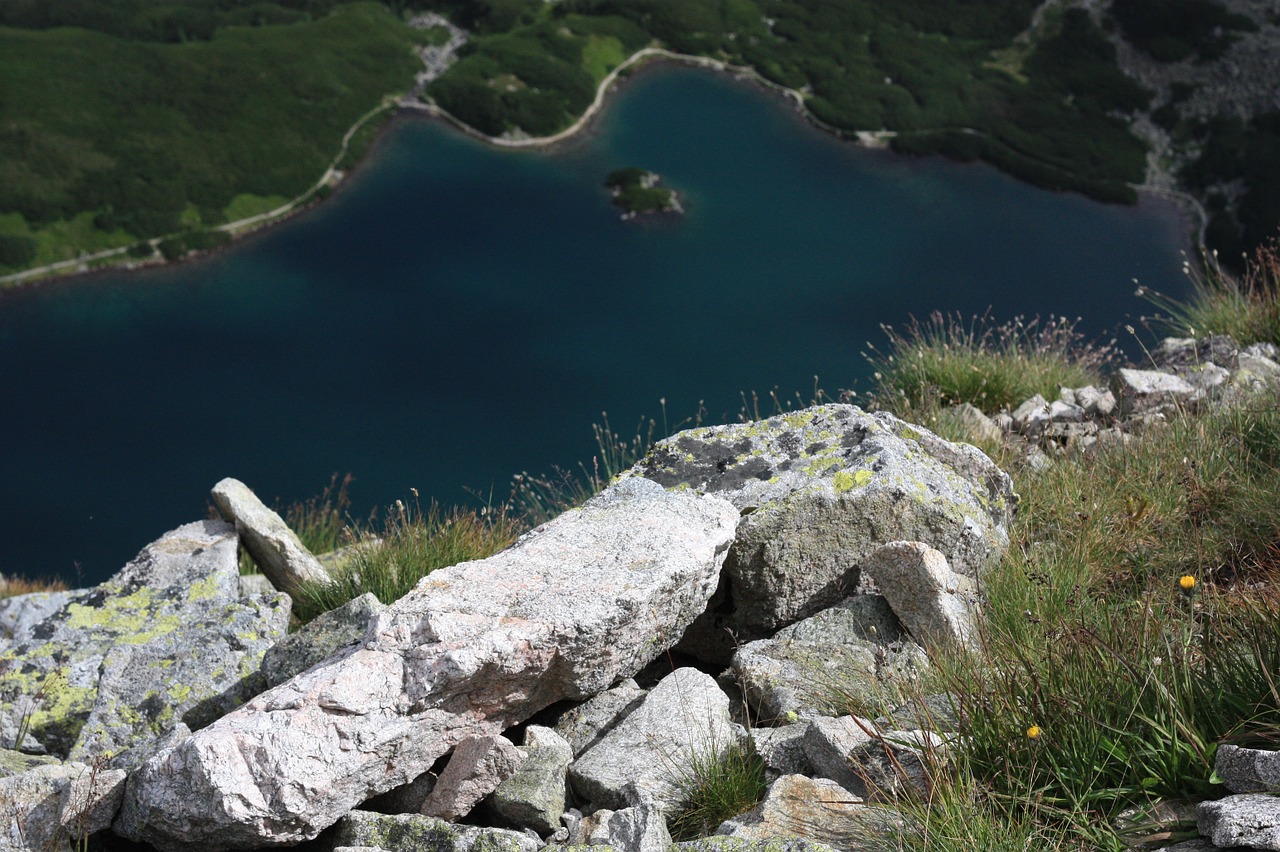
[750,724,811,779]
[840,729,950,801]
[117,479,738,850]
[570,667,736,812]
[861,541,978,652]
[1112,368,1198,415]
[624,404,1014,661]
[550,678,645,757]
[331,810,538,852]
[1198,793,1280,850]
[1217,744,1280,793]
[676,838,840,852]
[260,592,385,689]
[2,760,123,852]
[730,597,926,722]
[716,773,895,850]
[212,477,332,596]
[419,734,523,822]
[802,716,876,794]
[489,726,572,834]
[578,800,671,852]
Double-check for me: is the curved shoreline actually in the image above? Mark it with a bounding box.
[1,45,1202,290]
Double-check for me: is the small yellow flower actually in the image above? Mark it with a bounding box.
[1026,725,1042,740]
[1179,575,1196,592]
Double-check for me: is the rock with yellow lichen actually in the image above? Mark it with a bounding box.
[622,403,1015,663]
[0,520,288,768]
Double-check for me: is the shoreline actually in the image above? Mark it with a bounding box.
[0,47,1202,291]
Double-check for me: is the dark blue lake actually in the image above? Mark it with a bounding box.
[1,64,1188,586]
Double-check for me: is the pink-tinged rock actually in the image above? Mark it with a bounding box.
[116,478,738,851]
[419,734,523,822]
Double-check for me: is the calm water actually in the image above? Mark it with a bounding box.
[1,65,1188,586]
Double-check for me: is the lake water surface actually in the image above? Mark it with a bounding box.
[1,64,1189,585]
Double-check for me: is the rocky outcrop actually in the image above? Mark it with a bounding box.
[3,404,1037,852]
[624,403,1015,661]
[0,520,287,764]
[117,478,738,850]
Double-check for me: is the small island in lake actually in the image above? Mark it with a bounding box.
[605,167,683,219]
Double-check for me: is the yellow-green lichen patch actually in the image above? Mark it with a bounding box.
[186,574,223,602]
[63,586,185,643]
[833,469,874,493]
[167,683,192,704]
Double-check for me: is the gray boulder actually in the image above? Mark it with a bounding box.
[1151,335,1239,372]
[1,760,124,852]
[551,678,645,757]
[624,404,1014,661]
[730,597,926,722]
[861,541,978,652]
[716,773,894,850]
[1112,368,1199,415]
[116,478,738,850]
[749,724,811,779]
[488,726,573,834]
[211,477,332,596]
[677,839,839,852]
[803,716,875,793]
[577,800,671,852]
[570,667,736,812]
[331,810,537,852]
[0,750,60,777]
[70,591,289,770]
[839,729,950,801]
[1217,745,1280,793]
[420,734,523,822]
[1198,793,1280,850]
[260,592,385,689]
[0,521,287,763]
[0,589,78,648]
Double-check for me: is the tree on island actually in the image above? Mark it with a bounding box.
[605,167,682,217]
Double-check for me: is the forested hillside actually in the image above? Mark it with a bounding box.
[0,0,1274,278]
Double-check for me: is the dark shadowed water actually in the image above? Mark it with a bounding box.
[1,64,1189,586]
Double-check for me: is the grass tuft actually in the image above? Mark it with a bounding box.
[667,737,768,841]
[1142,235,1280,348]
[864,311,1116,417]
[290,493,520,623]
[0,574,69,599]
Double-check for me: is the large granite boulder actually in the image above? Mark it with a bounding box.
[623,404,1014,660]
[0,521,288,764]
[116,478,738,850]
